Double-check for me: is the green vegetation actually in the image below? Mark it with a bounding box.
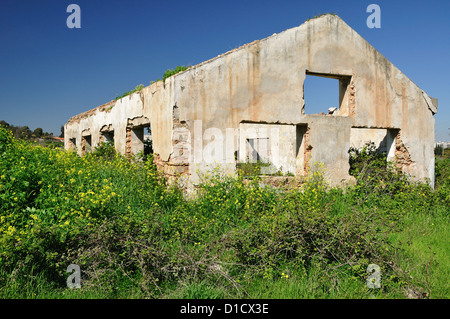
[0,120,63,150]
[237,160,271,177]
[236,160,288,177]
[114,66,189,101]
[162,65,189,81]
[114,84,144,101]
[435,145,450,158]
[0,120,55,140]
[115,66,190,101]
[151,65,190,84]
[0,125,448,299]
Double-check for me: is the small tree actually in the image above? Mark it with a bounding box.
[0,120,10,128]
[33,127,43,138]
[435,145,444,156]
[17,126,32,139]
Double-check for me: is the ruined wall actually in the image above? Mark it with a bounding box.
[65,14,437,187]
[238,123,299,175]
[171,14,436,186]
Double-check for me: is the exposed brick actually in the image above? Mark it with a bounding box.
[395,132,414,170]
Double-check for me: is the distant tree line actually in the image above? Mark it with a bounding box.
[0,120,59,140]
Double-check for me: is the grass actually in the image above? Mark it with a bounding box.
[390,209,449,298]
[242,267,392,299]
[0,126,448,299]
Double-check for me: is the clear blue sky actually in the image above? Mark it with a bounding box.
[0,0,448,141]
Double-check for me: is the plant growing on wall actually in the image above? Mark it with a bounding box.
[114,84,144,101]
[151,65,190,84]
[162,65,188,81]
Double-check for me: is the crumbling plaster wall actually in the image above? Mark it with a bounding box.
[65,79,175,159]
[172,14,436,186]
[65,14,436,187]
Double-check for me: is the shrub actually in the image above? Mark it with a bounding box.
[0,123,13,154]
[434,157,450,204]
[162,66,188,81]
[348,142,409,200]
[434,145,444,156]
[90,141,116,161]
[224,165,396,284]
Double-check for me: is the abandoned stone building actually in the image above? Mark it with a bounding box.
[64,14,438,188]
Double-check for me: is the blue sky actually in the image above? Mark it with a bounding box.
[0,0,448,141]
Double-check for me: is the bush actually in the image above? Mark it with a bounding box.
[90,141,116,161]
[224,166,396,285]
[434,157,450,205]
[0,123,13,154]
[162,66,188,81]
[434,145,444,156]
[0,125,175,293]
[348,142,409,200]
[150,66,190,84]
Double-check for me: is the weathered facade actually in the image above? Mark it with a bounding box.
[65,14,438,188]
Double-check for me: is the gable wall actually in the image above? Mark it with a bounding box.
[65,14,436,187]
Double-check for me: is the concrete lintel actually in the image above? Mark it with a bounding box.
[127,116,150,128]
[305,70,352,80]
[100,124,113,132]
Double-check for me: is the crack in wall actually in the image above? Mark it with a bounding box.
[303,126,312,175]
